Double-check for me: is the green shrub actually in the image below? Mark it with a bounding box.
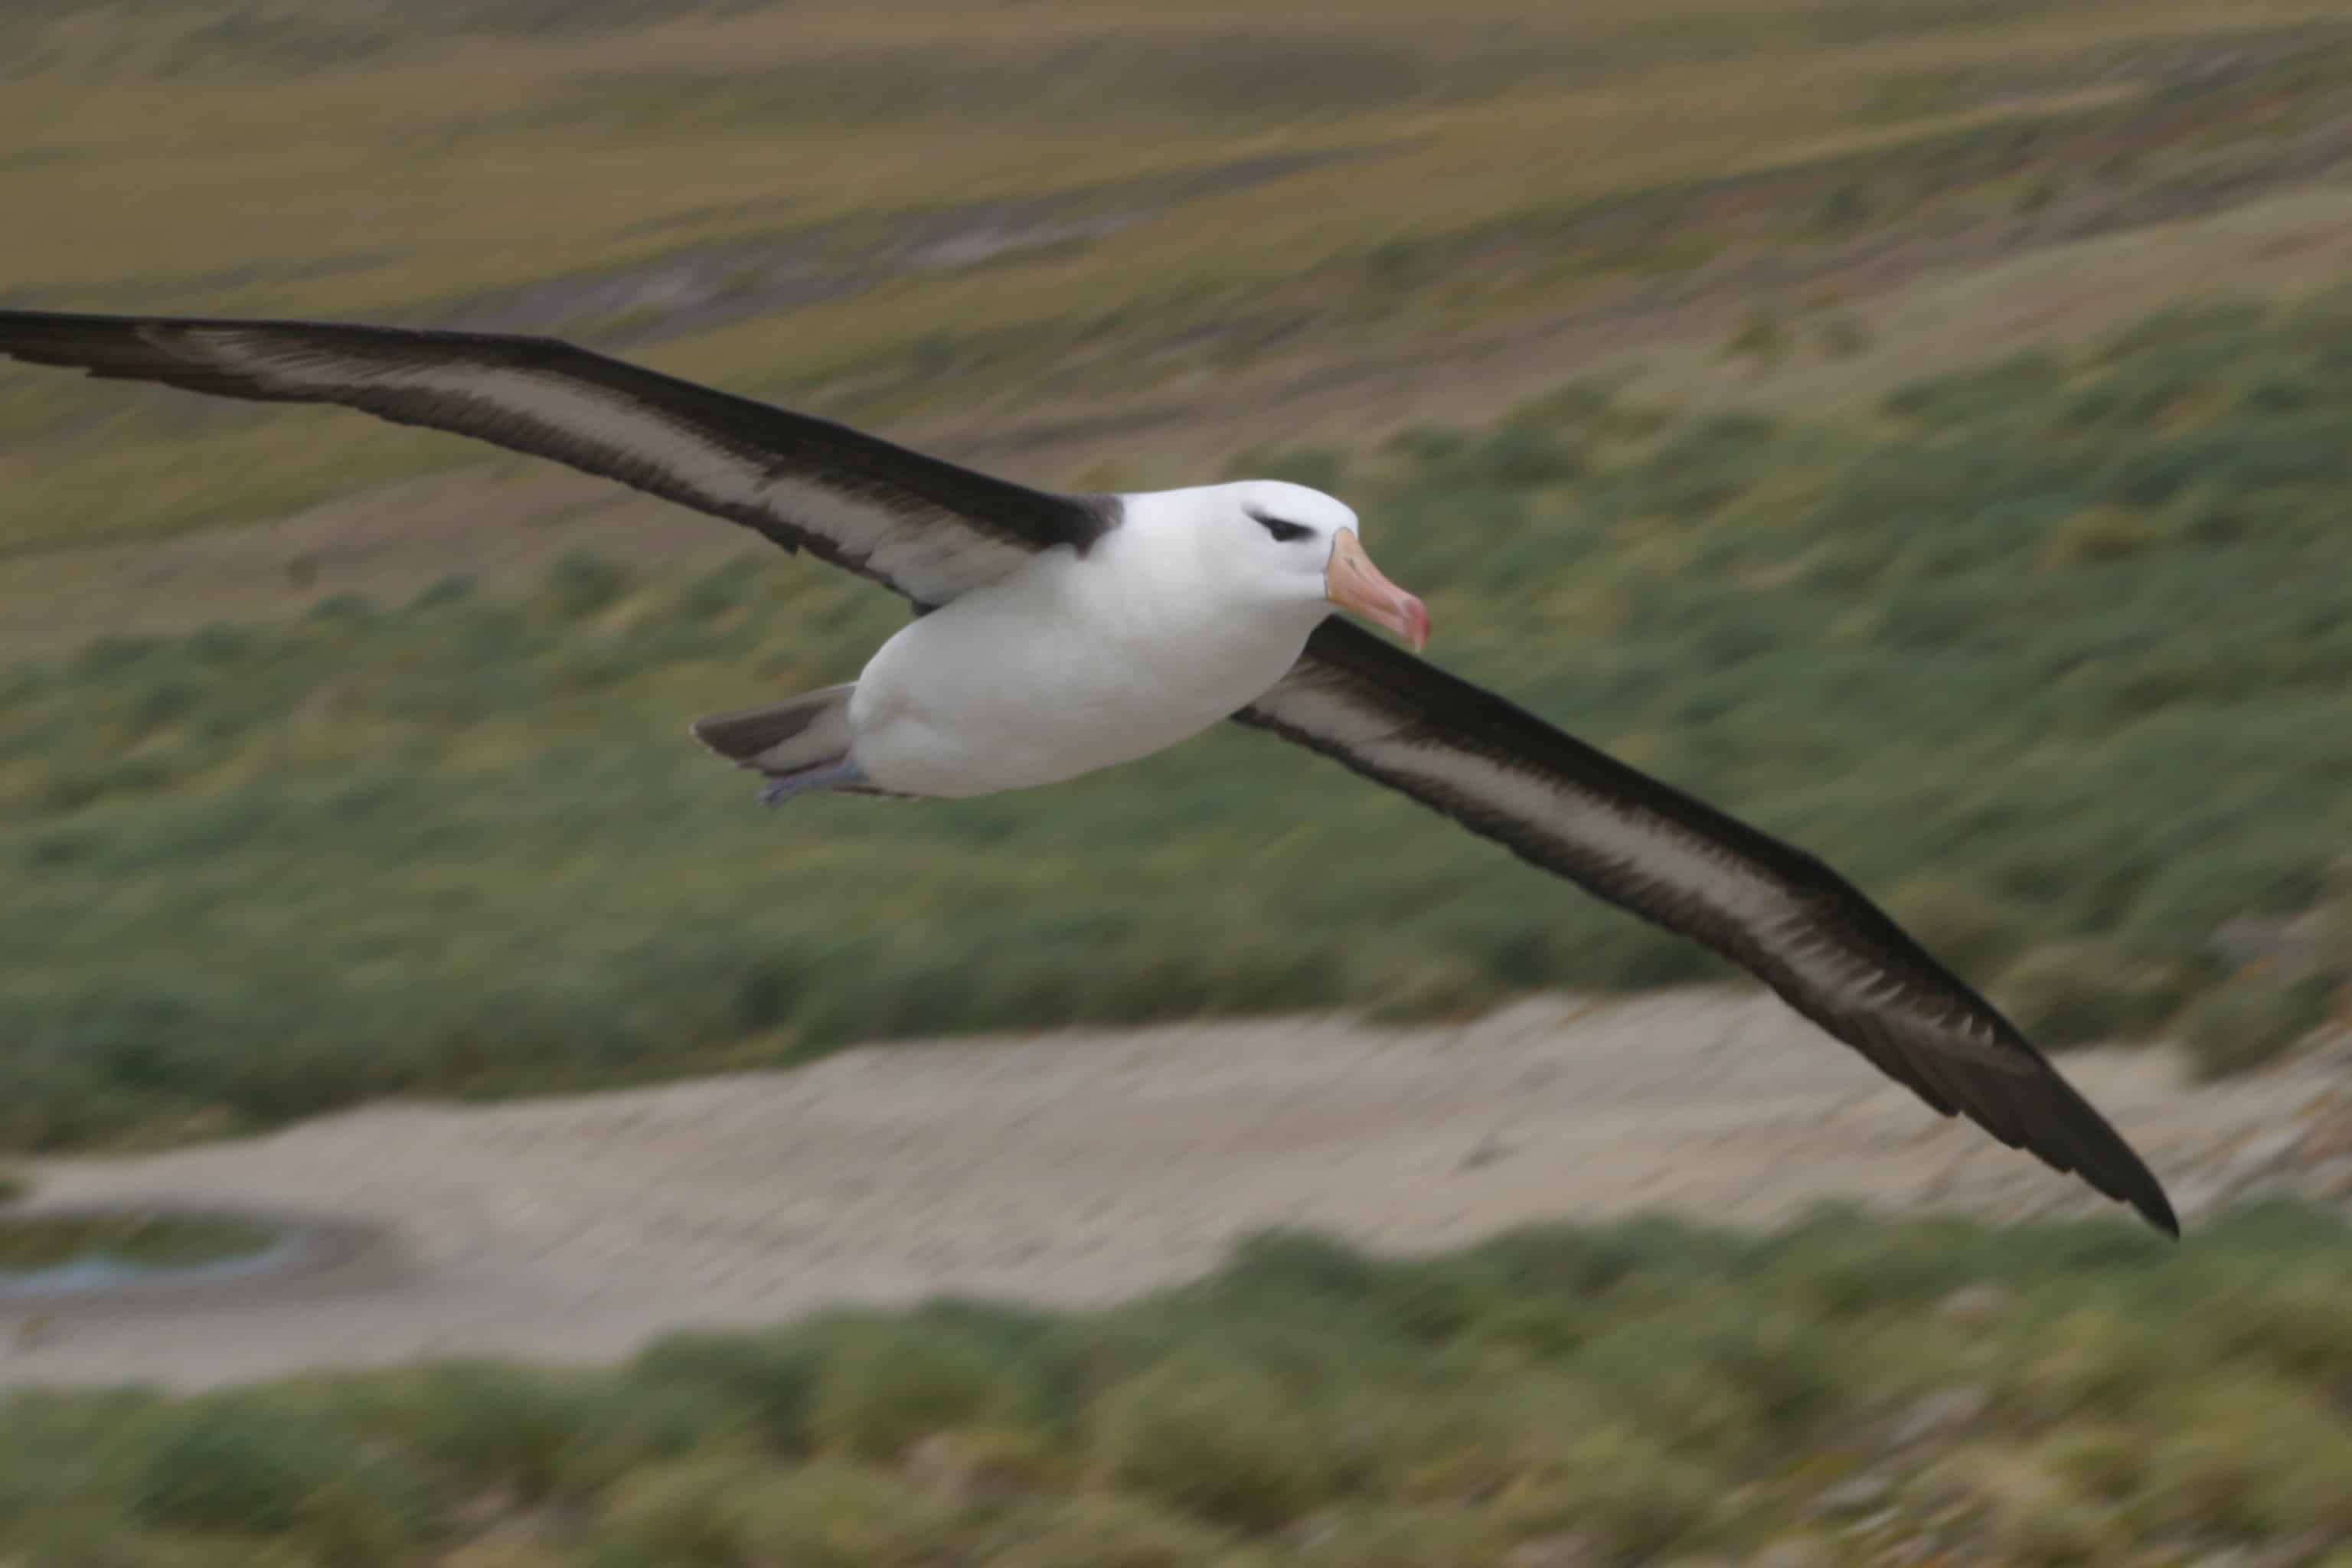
[1929,1447,2120,1566]
[1991,942,2141,1049]
[1287,1504,1514,1566]
[5,1207,2352,1561]
[599,1453,771,1565]
[1723,309,1789,367]
[2134,1373,2352,1540]
[2008,1305,2179,1422]
[1494,1423,1718,1560]
[633,1328,825,1453]
[1570,1303,1838,1458]
[2037,504,2162,567]
[543,550,635,619]
[309,590,377,625]
[354,1361,609,1505]
[1886,875,2031,992]
[2183,1268,2352,1383]
[2034,1422,2149,1504]
[124,1395,433,1561]
[983,1493,1234,1568]
[809,1319,1035,1460]
[442,1540,571,1568]
[409,573,478,612]
[1091,1356,1337,1530]
[2182,975,2337,1081]
[739,1459,956,1567]
[1468,420,1586,487]
[550,1380,752,1501]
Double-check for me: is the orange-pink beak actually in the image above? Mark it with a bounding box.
[1325,528,1429,650]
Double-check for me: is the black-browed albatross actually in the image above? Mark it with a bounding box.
[0,308,2177,1236]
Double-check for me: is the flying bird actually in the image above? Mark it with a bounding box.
[0,308,2177,1236]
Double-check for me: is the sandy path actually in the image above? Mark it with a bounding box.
[6,990,2346,1390]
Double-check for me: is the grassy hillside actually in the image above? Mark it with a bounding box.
[6,294,2350,1151]
[4,0,2352,557]
[5,1203,2350,1564]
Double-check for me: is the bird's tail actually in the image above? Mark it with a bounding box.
[689,683,856,774]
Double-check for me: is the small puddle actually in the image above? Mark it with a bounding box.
[0,1204,380,1308]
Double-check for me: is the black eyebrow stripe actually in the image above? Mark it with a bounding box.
[1246,505,1310,538]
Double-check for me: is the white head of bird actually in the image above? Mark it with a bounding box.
[1135,479,1430,651]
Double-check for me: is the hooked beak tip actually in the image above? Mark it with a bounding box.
[1326,528,1430,651]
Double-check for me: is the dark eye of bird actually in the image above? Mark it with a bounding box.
[1249,510,1311,544]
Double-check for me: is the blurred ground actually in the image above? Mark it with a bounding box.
[10,990,2348,1390]
[8,0,2352,1413]
[9,1,2352,561]
[10,182,2352,653]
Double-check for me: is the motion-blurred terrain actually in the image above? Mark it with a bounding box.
[7,0,2352,564]
[0,0,2342,1142]
[6,4,2352,1560]
[7,0,2352,1147]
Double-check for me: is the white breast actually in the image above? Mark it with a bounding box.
[845,518,1326,799]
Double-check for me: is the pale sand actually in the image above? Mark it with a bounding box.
[7,989,2345,1389]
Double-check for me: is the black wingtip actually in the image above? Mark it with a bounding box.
[2134,1183,2182,1240]
[2028,1067,2180,1240]
[2069,1109,2178,1240]
[2064,1083,2180,1240]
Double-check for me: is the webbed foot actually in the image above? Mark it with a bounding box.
[756,755,871,807]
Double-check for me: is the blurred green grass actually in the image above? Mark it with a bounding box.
[5,1201,2350,1563]
[6,294,2350,1151]
[5,0,2351,554]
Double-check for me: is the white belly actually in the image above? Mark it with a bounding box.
[846,556,1321,799]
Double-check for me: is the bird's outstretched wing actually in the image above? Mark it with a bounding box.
[1237,619,2177,1236]
[0,309,1115,609]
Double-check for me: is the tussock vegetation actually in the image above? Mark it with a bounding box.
[3,1204,2349,1563]
[7,296,2351,1151]
[4,0,2350,554]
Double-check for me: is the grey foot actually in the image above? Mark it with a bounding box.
[757,755,870,807]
